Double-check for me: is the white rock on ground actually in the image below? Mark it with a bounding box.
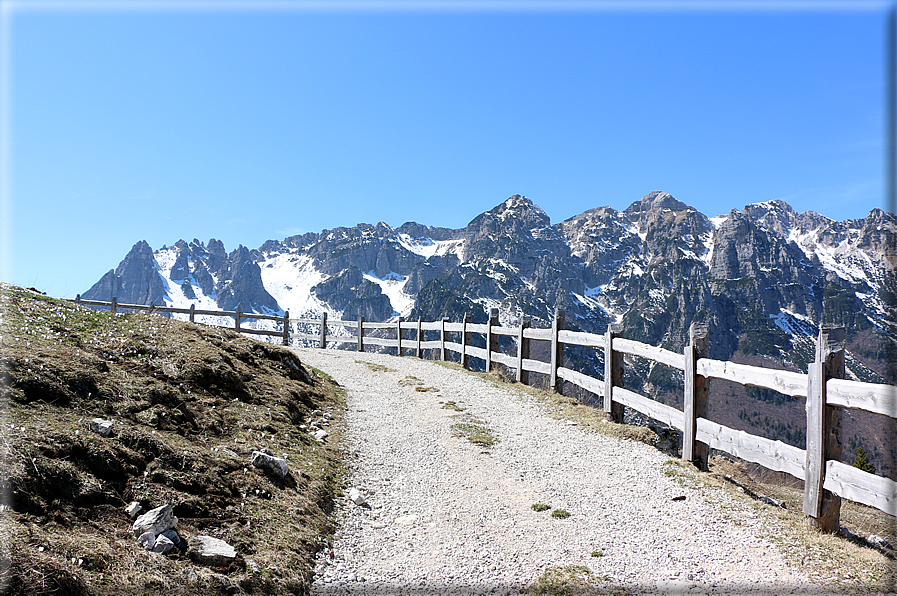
[251,450,289,478]
[294,348,836,596]
[132,504,177,537]
[189,536,237,567]
[348,488,366,506]
[88,418,113,437]
[125,501,142,519]
[151,534,175,555]
[136,531,155,550]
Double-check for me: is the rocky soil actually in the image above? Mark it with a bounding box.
[295,348,894,596]
[0,285,346,595]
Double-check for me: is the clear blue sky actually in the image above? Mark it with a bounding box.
[1,1,891,297]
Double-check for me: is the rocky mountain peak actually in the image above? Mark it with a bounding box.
[623,191,687,218]
[743,200,800,237]
[486,195,550,229]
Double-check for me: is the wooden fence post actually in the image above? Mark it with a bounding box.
[234,305,241,332]
[189,303,195,323]
[804,327,846,532]
[517,316,530,385]
[486,308,498,372]
[75,294,81,306]
[683,323,710,468]
[461,313,470,369]
[111,297,117,315]
[282,311,290,346]
[397,316,403,357]
[319,312,327,349]
[440,318,447,361]
[550,308,566,393]
[416,317,423,358]
[357,317,365,352]
[149,301,156,316]
[604,323,624,422]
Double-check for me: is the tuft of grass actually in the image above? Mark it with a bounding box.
[591,550,604,557]
[531,503,551,512]
[551,509,570,519]
[450,414,497,448]
[360,362,396,373]
[398,375,423,387]
[439,400,466,411]
[414,386,439,392]
[529,565,618,596]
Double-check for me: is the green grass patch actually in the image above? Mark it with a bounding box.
[529,565,618,596]
[531,503,551,512]
[551,509,570,519]
[450,414,497,448]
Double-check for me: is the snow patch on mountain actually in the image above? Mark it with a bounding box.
[153,246,238,328]
[396,234,439,258]
[787,228,873,286]
[363,271,414,318]
[261,253,328,317]
[709,215,728,229]
[771,308,817,337]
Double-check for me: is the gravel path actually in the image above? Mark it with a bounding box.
[294,349,831,595]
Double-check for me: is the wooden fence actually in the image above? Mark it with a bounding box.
[73,296,897,529]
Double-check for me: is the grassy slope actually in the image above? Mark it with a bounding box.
[0,284,346,596]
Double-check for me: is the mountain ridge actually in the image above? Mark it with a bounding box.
[82,191,896,363]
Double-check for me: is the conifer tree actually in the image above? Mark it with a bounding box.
[853,445,876,474]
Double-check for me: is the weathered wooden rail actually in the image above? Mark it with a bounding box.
[72,296,897,528]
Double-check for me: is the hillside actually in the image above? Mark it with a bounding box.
[0,284,346,595]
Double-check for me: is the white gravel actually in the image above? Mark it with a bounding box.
[294,349,831,595]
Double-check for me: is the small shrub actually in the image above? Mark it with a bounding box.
[531,503,551,511]
[551,509,570,519]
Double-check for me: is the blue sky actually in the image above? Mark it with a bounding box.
[1,1,892,297]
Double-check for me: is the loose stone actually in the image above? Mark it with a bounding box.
[132,504,177,538]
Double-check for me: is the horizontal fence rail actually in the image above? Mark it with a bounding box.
[71,296,897,525]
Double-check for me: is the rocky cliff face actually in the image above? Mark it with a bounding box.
[83,240,167,306]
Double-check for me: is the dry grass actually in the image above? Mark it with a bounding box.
[664,457,897,593]
[358,362,395,373]
[528,565,624,596]
[0,284,347,595]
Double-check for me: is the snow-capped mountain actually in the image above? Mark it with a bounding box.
[83,192,895,379]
